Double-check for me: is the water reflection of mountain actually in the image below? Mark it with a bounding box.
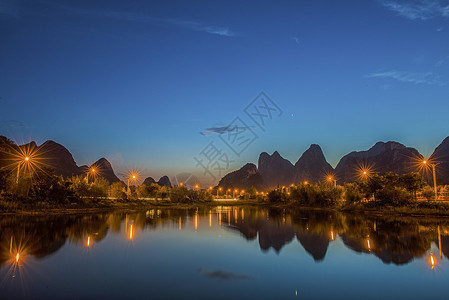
[227,218,295,253]
[0,214,110,266]
[296,232,329,261]
[1,208,449,267]
[223,208,449,265]
[226,209,336,261]
[0,209,196,267]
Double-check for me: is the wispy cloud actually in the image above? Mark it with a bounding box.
[198,268,251,280]
[291,37,300,44]
[366,70,447,86]
[436,55,449,66]
[381,0,449,20]
[200,124,254,136]
[48,3,235,37]
[165,19,235,37]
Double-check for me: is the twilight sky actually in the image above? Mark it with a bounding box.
[1,0,448,185]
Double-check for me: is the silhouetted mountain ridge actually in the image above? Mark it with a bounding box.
[219,137,449,188]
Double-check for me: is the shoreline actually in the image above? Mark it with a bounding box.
[2,199,449,218]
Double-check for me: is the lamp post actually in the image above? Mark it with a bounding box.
[327,176,337,188]
[217,187,222,197]
[16,156,30,184]
[88,168,96,184]
[128,174,137,193]
[423,160,438,200]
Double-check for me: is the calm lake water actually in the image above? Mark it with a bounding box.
[1,207,449,299]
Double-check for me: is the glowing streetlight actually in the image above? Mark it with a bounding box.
[304,181,308,185]
[127,173,138,192]
[422,159,438,200]
[327,176,337,188]
[194,184,199,190]
[88,167,96,183]
[179,182,183,187]
[16,155,31,183]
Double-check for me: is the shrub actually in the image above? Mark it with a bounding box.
[344,183,363,203]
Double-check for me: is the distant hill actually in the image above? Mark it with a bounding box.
[39,140,82,178]
[143,176,172,187]
[157,176,172,187]
[293,144,334,183]
[217,138,449,188]
[431,136,449,185]
[0,136,119,183]
[334,141,421,183]
[143,177,156,186]
[217,163,265,190]
[90,158,120,183]
[258,151,294,188]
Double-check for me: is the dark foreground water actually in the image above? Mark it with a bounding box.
[1,207,448,299]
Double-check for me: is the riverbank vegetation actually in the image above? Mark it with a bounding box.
[1,157,449,216]
[0,166,214,212]
[263,172,449,214]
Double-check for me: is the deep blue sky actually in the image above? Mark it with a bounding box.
[1,0,448,184]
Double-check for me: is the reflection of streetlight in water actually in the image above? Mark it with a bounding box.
[129,225,134,240]
[194,213,199,230]
[429,253,436,269]
[366,238,371,251]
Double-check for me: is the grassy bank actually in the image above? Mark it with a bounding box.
[340,201,449,217]
[3,197,449,218]
[0,198,264,215]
